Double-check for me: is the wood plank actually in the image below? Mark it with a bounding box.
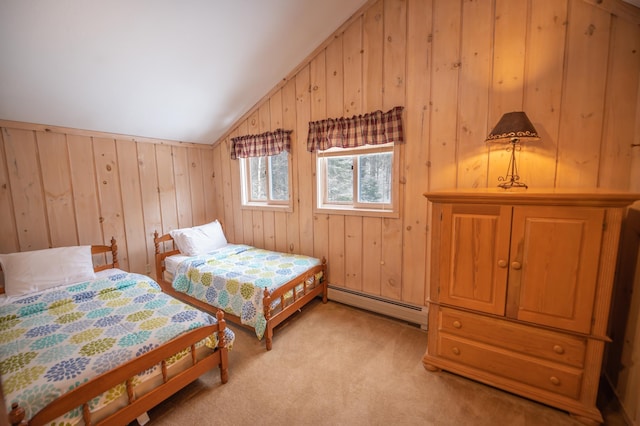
[363,0,384,111]
[155,144,179,234]
[362,217,382,295]
[296,65,314,257]
[93,137,129,271]
[328,215,346,286]
[0,128,19,253]
[310,52,328,260]
[187,147,206,226]
[36,131,77,247]
[381,0,407,301]
[599,16,640,189]
[383,0,407,109]
[326,34,344,118]
[429,0,462,190]
[381,216,403,300]
[283,78,300,253]
[402,0,431,305]
[229,126,245,244]
[310,51,327,121]
[212,145,224,223]
[522,0,568,188]
[487,0,528,188]
[262,211,275,250]
[136,142,163,278]
[252,210,264,248]
[270,90,284,130]
[3,128,49,251]
[172,146,193,229]
[201,148,217,223]
[268,89,283,252]
[343,16,363,116]
[344,216,363,291]
[274,211,288,253]
[556,0,611,188]
[456,0,492,188]
[313,213,330,264]
[219,137,237,243]
[67,135,103,246]
[115,139,147,274]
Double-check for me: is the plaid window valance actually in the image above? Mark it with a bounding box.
[307,106,404,152]
[231,128,293,159]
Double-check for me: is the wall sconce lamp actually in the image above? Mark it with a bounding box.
[485,111,539,189]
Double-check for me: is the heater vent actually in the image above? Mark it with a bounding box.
[328,285,428,329]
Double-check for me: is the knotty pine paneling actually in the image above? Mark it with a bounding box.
[0,123,215,279]
[211,0,640,312]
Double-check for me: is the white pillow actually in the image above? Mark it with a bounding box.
[196,220,227,247]
[170,220,227,256]
[0,246,96,297]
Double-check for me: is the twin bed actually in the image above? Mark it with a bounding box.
[153,220,327,350]
[1,239,233,426]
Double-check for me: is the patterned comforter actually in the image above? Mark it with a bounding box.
[172,244,323,339]
[0,270,234,425]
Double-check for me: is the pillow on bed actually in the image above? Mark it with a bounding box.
[0,246,96,297]
[170,220,227,256]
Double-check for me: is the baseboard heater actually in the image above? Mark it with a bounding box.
[327,285,429,329]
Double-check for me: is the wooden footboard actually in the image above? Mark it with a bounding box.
[8,311,229,426]
[154,231,328,350]
[262,259,327,350]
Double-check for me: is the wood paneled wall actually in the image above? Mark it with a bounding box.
[211,0,640,308]
[0,122,217,278]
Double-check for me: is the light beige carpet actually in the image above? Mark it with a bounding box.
[142,300,621,426]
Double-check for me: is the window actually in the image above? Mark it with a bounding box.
[316,143,397,214]
[240,150,290,208]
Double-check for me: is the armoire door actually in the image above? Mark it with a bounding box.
[507,205,605,334]
[437,203,512,315]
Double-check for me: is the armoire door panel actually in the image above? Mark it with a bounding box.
[509,206,604,333]
[439,204,511,315]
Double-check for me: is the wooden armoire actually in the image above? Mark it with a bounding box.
[422,189,639,424]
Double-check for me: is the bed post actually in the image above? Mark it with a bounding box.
[321,257,328,304]
[263,287,273,351]
[216,310,229,384]
[110,237,119,269]
[9,402,27,426]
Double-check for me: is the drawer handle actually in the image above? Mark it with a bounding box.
[511,261,522,270]
[497,259,508,268]
[451,347,460,355]
[549,376,561,386]
[452,320,462,329]
[553,345,565,355]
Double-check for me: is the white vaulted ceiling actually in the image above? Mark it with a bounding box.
[0,0,367,144]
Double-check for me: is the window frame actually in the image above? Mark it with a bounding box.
[314,143,400,218]
[239,151,293,212]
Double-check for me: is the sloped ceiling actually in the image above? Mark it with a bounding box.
[0,0,367,144]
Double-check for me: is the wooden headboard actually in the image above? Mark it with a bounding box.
[0,238,119,295]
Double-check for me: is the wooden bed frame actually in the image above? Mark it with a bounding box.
[3,239,230,426]
[154,231,327,350]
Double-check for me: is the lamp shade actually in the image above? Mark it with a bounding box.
[485,111,539,143]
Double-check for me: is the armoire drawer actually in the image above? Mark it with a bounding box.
[437,334,583,399]
[438,307,587,368]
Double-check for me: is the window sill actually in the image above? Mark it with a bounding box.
[241,203,293,213]
[314,206,399,219]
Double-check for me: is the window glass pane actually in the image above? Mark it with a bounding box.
[358,152,392,203]
[269,151,289,201]
[327,156,353,202]
[249,157,267,200]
